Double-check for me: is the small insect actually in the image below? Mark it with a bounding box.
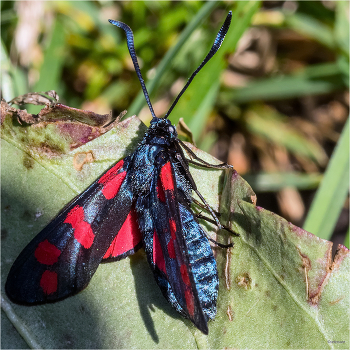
[6,12,238,334]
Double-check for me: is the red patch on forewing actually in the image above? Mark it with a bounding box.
[98,160,124,185]
[64,205,95,249]
[156,179,166,202]
[73,221,95,249]
[167,239,176,259]
[34,240,61,265]
[64,205,84,227]
[98,160,126,200]
[153,230,166,274]
[160,162,175,191]
[169,218,177,240]
[40,270,58,295]
[101,171,127,200]
[185,289,195,317]
[180,264,191,286]
[103,209,142,259]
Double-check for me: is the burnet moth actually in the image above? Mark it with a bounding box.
[6,11,238,335]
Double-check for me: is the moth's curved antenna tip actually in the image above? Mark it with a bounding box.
[226,11,232,24]
[108,17,157,119]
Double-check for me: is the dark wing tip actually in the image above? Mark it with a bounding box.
[198,321,209,335]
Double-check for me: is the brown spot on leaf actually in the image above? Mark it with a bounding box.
[32,142,63,158]
[235,272,252,289]
[23,155,35,169]
[73,151,94,171]
[251,194,257,204]
[329,296,345,305]
[226,305,234,321]
[296,247,313,302]
[296,243,338,305]
[331,244,349,269]
[225,238,232,290]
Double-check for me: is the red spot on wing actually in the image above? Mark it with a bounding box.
[64,205,84,227]
[64,205,95,249]
[34,240,61,265]
[40,270,58,295]
[98,160,124,184]
[101,171,127,200]
[180,264,191,286]
[185,289,195,317]
[157,179,166,202]
[98,160,126,200]
[169,218,177,240]
[103,209,142,259]
[160,162,175,191]
[73,221,95,249]
[167,239,176,259]
[153,230,166,274]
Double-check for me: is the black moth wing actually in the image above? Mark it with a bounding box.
[5,157,140,304]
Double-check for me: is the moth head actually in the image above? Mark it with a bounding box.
[148,117,177,140]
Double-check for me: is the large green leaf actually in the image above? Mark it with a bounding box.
[1,106,349,348]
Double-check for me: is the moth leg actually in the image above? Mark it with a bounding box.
[187,158,232,169]
[195,213,240,237]
[178,139,233,169]
[175,153,223,230]
[192,197,223,218]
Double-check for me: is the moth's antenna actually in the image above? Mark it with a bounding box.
[109,19,157,119]
[164,11,232,119]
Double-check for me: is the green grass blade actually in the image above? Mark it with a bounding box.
[29,19,66,114]
[126,1,218,119]
[284,12,335,50]
[344,227,349,249]
[224,62,345,103]
[1,39,27,100]
[335,1,349,57]
[188,79,219,140]
[244,105,328,165]
[243,172,322,192]
[171,1,261,133]
[303,118,349,240]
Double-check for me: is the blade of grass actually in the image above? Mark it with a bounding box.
[188,79,219,140]
[223,62,345,103]
[243,172,322,192]
[344,227,349,249]
[303,118,349,240]
[28,19,66,114]
[1,39,27,101]
[126,1,218,119]
[335,1,349,57]
[284,12,335,50]
[244,105,328,166]
[335,1,349,86]
[171,1,261,131]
